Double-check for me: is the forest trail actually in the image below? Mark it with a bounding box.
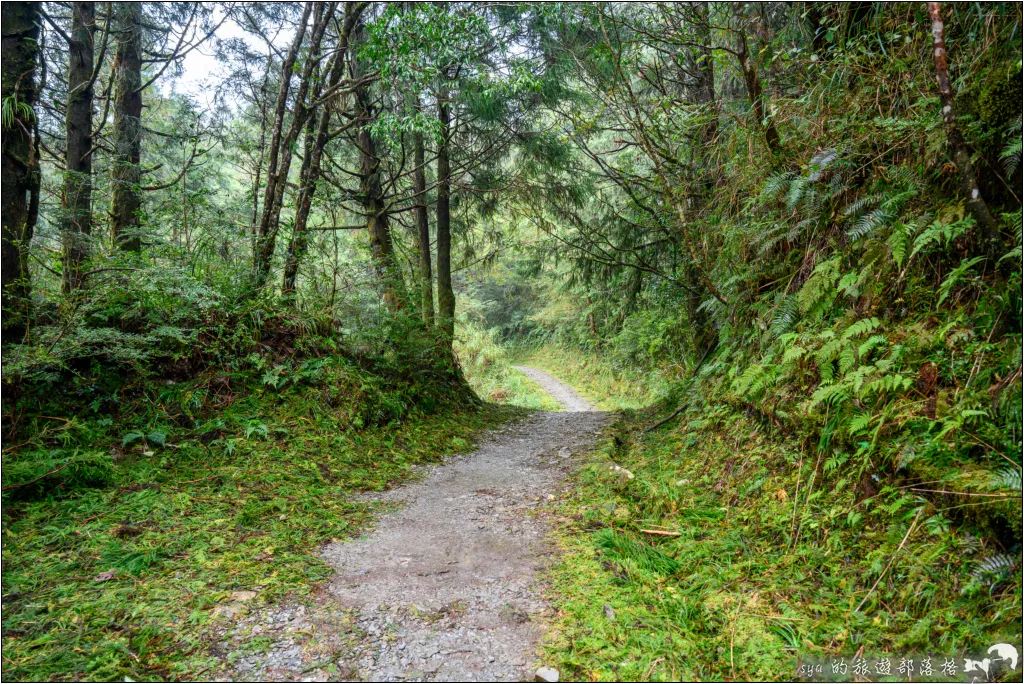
[215,367,606,681]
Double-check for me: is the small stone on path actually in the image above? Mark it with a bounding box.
[536,666,560,682]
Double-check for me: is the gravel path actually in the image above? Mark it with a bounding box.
[213,367,606,682]
[512,366,593,412]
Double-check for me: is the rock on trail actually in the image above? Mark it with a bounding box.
[214,367,606,682]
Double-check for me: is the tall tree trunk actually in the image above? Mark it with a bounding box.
[1,1,41,343]
[682,2,717,354]
[350,17,406,311]
[733,4,780,155]
[248,51,273,256]
[684,2,718,190]
[281,113,319,299]
[250,1,321,290]
[61,1,95,292]
[436,92,454,340]
[282,2,363,297]
[110,1,143,251]
[413,129,434,327]
[927,2,999,248]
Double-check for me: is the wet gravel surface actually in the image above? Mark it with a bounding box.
[212,367,606,682]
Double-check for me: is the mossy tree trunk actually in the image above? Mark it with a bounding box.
[1,1,41,343]
[436,92,454,342]
[352,15,407,312]
[110,1,143,252]
[413,129,434,327]
[61,1,95,292]
[927,2,1000,251]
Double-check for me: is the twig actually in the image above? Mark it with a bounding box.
[176,475,223,485]
[960,430,1022,471]
[639,528,681,537]
[2,463,70,491]
[788,455,804,549]
[641,345,714,434]
[909,488,1016,498]
[730,593,745,679]
[642,403,688,434]
[853,509,923,613]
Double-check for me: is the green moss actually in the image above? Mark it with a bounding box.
[543,408,1022,681]
[1,364,518,682]
[978,65,1023,131]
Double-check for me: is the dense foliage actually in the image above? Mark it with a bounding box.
[1,0,1021,680]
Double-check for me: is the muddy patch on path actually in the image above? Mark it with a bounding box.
[212,368,606,682]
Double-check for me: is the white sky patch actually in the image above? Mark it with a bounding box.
[164,8,293,112]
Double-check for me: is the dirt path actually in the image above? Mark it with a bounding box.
[215,367,605,682]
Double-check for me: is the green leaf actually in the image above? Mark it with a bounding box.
[122,431,145,447]
[937,256,984,305]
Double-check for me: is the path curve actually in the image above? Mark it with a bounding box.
[513,366,593,412]
[215,367,605,682]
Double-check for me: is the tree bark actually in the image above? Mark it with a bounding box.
[927,2,999,248]
[61,1,95,292]
[281,113,321,299]
[2,1,41,343]
[413,129,434,327]
[351,15,406,311]
[282,3,362,297]
[436,92,454,340]
[110,1,143,251]
[733,4,780,155]
[252,1,328,290]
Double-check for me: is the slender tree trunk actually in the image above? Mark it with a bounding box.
[282,2,363,297]
[61,1,95,292]
[436,92,454,340]
[682,2,717,353]
[281,115,319,299]
[248,52,273,255]
[351,17,406,311]
[1,1,41,343]
[413,129,434,326]
[251,1,321,290]
[110,1,143,251]
[927,2,999,248]
[733,4,780,155]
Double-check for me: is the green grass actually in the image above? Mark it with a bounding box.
[1,362,519,681]
[543,406,1022,681]
[456,326,561,411]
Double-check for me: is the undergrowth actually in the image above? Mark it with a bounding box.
[456,324,561,411]
[2,304,519,681]
[544,406,1022,681]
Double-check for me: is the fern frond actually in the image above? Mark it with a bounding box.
[838,344,857,374]
[972,553,1018,580]
[1001,132,1022,175]
[760,172,795,202]
[991,467,1023,492]
[842,317,881,340]
[770,295,799,339]
[782,344,806,364]
[786,176,810,213]
[887,222,915,268]
[937,256,984,305]
[857,334,887,358]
